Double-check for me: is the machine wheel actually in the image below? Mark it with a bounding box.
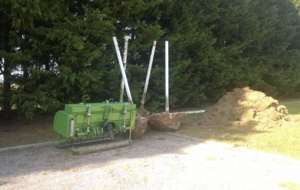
[102,121,115,140]
[106,123,114,140]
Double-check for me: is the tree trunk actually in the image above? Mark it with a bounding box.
[23,62,29,79]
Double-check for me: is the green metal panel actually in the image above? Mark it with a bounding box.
[53,101,136,147]
[53,110,73,137]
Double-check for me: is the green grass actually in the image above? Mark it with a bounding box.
[205,156,217,160]
[176,99,300,160]
[279,99,300,119]
[0,179,6,185]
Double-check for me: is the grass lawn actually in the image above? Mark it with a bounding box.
[176,99,300,160]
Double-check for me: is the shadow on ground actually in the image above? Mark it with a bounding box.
[0,128,205,178]
[177,116,268,144]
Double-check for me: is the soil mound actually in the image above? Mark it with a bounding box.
[198,87,300,129]
[132,108,149,139]
[148,112,186,131]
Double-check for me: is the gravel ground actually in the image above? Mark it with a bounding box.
[0,129,300,190]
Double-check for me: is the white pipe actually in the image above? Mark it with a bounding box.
[165,41,169,113]
[172,110,205,114]
[123,36,129,64]
[113,37,133,104]
[141,41,156,108]
[119,36,129,102]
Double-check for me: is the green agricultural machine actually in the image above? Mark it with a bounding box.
[53,37,137,154]
[53,101,136,153]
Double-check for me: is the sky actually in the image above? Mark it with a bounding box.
[0,57,23,84]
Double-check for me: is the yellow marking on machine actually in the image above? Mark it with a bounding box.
[130,115,135,132]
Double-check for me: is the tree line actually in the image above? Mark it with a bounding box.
[1,0,300,118]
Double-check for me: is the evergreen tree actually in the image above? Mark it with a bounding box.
[2,0,300,118]
[252,0,300,97]
[0,0,53,115]
[13,0,116,117]
[210,0,300,97]
[143,0,223,109]
[3,0,164,117]
[90,0,165,106]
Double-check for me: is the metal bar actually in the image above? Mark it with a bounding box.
[0,142,53,153]
[120,36,129,102]
[113,37,133,104]
[129,114,135,141]
[69,119,74,137]
[172,110,205,114]
[58,136,112,149]
[165,41,169,113]
[141,41,157,108]
[123,36,129,65]
[70,140,130,155]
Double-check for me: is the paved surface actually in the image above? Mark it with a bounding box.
[0,130,299,190]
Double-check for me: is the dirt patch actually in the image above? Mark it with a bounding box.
[198,87,300,129]
[0,115,57,148]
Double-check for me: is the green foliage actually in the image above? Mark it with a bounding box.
[1,0,300,118]
[207,0,300,97]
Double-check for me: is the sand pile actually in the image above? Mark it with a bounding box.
[198,87,300,129]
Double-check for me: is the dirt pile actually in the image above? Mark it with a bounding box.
[198,87,300,129]
[148,112,186,131]
[131,108,149,139]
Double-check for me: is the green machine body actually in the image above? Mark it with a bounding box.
[53,100,136,148]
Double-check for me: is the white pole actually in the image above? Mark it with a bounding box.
[113,37,133,104]
[172,110,205,114]
[165,41,169,113]
[119,36,129,102]
[141,41,156,108]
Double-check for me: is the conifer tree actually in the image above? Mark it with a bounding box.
[259,0,300,97]
[210,0,300,97]
[0,0,55,114]
[90,0,165,105]
[2,0,300,117]
[143,0,223,108]
[13,0,116,117]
